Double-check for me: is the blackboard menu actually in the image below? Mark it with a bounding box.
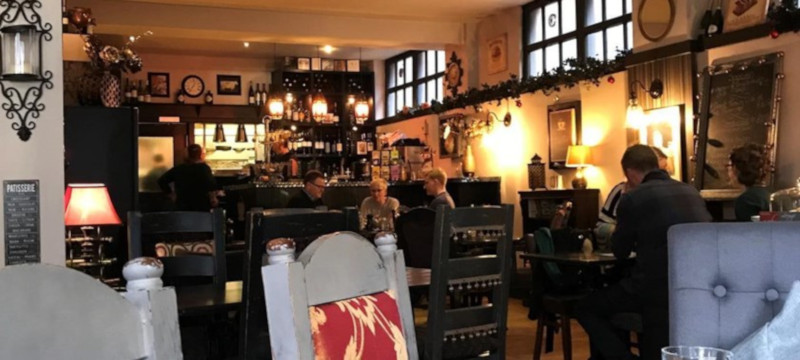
[696,54,780,190]
[4,180,40,265]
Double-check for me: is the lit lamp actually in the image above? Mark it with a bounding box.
[235,124,248,143]
[64,184,121,271]
[566,145,593,189]
[213,123,226,142]
[1,25,40,80]
[267,84,285,120]
[354,96,370,124]
[312,92,328,122]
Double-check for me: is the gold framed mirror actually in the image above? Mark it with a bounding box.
[638,0,676,42]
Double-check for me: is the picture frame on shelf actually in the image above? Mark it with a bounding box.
[321,59,334,71]
[487,33,508,75]
[147,72,169,98]
[547,101,581,169]
[723,0,769,33]
[311,58,321,71]
[334,60,346,72]
[216,75,241,95]
[283,57,298,70]
[439,113,463,159]
[347,60,360,72]
[298,58,311,71]
[626,105,686,181]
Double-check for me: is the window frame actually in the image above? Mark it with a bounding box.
[384,50,445,118]
[522,0,632,77]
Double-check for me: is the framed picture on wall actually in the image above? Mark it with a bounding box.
[334,60,347,72]
[626,105,686,181]
[216,75,241,95]
[439,113,463,159]
[311,58,321,71]
[547,101,581,169]
[487,33,507,75]
[297,58,310,71]
[147,72,169,98]
[723,0,769,33]
[321,59,334,71]
[347,60,360,72]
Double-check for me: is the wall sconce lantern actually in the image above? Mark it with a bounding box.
[311,92,328,122]
[354,96,370,124]
[0,1,53,141]
[627,79,663,138]
[267,84,285,120]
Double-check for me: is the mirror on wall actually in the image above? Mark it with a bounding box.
[638,0,676,42]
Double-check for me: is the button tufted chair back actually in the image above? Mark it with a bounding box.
[668,222,800,350]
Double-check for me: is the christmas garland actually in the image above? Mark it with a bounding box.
[769,0,800,36]
[390,51,630,120]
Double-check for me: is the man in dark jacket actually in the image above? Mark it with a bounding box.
[286,170,326,209]
[576,144,711,360]
[158,144,218,211]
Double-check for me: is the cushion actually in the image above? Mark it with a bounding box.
[731,281,800,360]
[309,291,408,360]
[154,240,214,257]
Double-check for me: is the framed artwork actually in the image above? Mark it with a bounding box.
[334,60,346,72]
[347,59,360,72]
[487,33,508,75]
[723,0,769,33]
[439,114,463,159]
[547,101,581,169]
[321,59,334,71]
[216,75,241,95]
[626,105,686,181]
[148,72,169,98]
[297,58,310,70]
[311,58,321,71]
[283,57,297,70]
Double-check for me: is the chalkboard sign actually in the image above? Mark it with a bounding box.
[4,180,41,265]
[694,53,783,191]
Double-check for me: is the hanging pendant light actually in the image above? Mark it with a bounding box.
[312,91,328,122]
[267,43,285,120]
[353,48,369,124]
[213,123,226,142]
[235,124,248,142]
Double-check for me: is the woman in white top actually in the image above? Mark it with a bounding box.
[359,178,400,230]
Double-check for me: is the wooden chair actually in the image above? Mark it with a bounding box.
[239,207,359,359]
[128,209,227,289]
[395,207,437,268]
[419,204,514,360]
[261,231,418,359]
[0,262,181,359]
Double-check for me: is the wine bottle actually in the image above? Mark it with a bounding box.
[700,0,714,36]
[62,1,70,33]
[335,136,343,154]
[123,79,131,105]
[708,0,724,36]
[143,80,151,103]
[205,91,214,105]
[324,135,331,154]
[177,89,186,104]
[248,82,255,105]
[259,84,267,106]
[136,80,144,103]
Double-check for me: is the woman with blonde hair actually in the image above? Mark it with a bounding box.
[360,178,400,230]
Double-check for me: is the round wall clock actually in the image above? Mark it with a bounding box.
[181,75,205,98]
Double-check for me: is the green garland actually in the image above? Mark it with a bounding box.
[769,0,800,34]
[390,51,630,120]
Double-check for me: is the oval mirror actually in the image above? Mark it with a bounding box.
[638,0,675,42]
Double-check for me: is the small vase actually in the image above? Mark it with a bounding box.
[463,143,476,177]
[99,71,121,108]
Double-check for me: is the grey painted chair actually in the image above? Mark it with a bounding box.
[668,222,800,350]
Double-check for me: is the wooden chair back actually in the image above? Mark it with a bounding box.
[128,209,227,288]
[424,204,514,360]
[239,207,359,359]
[395,207,437,268]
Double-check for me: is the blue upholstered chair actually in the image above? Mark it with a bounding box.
[668,222,800,350]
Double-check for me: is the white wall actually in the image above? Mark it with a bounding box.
[0,2,64,266]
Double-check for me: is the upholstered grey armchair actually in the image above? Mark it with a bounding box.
[668,222,800,350]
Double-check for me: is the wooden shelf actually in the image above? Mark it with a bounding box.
[701,23,773,51]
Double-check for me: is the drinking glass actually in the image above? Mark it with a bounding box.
[662,346,733,360]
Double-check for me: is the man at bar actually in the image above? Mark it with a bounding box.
[286,170,326,209]
[576,144,711,360]
[157,144,218,211]
[425,167,454,209]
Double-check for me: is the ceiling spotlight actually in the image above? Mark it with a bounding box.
[243,42,250,48]
[322,45,334,54]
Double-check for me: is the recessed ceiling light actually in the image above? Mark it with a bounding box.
[243,42,250,48]
[322,45,334,54]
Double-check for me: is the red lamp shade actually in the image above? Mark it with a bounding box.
[64,184,121,226]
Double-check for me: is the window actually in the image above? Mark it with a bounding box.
[523,0,632,77]
[385,50,445,118]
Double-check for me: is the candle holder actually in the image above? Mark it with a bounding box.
[0,1,53,142]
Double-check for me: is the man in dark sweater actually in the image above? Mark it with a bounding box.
[286,170,326,209]
[158,144,218,212]
[576,144,711,360]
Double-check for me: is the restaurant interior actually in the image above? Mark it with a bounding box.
[1,0,800,359]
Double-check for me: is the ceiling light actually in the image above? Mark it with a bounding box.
[322,45,334,54]
[243,42,250,48]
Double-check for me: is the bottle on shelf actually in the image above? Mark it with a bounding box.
[707,0,723,36]
[143,80,151,103]
[123,79,131,105]
[130,80,138,104]
[176,89,186,104]
[248,82,255,105]
[136,80,144,103]
[62,1,69,33]
[204,91,214,105]
[260,83,268,106]
[324,135,331,154]
[335,135,343,154]
[366,133,374,152]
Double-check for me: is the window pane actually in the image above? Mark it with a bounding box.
[545,43,560,72]
[417,52,426,79]
[528,7,543,44]
[388,63,396,88]
[396,88,404,110]
[562,0,576,34]
[562,38,577,67]
[427,79,436,103]
[586,0,602,26]
[437,76,443,102]
[544,2,559,39]
[387,92,395,117]
[606,24,624,60]
[586,30,604,60]
[626,0,632,14]
[626,21,633,50]
[405,86,413,108]
[437,51,445,73]
[427,50,437,76]
[528,49,543,76]
[405,56,414,81]
[396,60,405,86]
[417,84,426,105]
[606,0,623,20]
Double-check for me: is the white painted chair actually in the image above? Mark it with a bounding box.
[262,231,418,360]
[0,258,183,360]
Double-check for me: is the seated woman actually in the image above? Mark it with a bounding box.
[728,143,770,221]
[360,179,400,231]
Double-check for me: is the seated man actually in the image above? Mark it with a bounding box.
[286,170,326,209]
[424,167,455,210]
[576,144,711,360]
[359,178,401,231]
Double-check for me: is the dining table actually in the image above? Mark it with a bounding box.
[520,251,635,267]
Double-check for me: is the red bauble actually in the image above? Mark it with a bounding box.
[770,30,780,39]
[515,99,523,108]
[607,76,616,84]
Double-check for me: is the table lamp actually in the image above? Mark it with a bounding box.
[566,145,593,189]
[64,184,121,263]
